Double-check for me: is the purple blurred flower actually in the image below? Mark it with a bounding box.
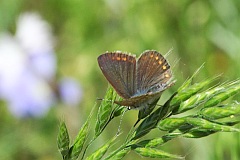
[59,78,83,106]
[8,71,55,117]
[0,12,82,118]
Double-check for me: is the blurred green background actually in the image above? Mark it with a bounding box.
[0,0,240,159]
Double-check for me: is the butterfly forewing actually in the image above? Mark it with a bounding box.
[137,50,172,94]
[98,52,137,99]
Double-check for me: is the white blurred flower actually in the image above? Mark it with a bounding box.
[0,34,26,98]
[16,12,56,80]
[16,13,54,56]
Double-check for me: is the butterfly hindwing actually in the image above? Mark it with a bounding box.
[137,50,172,94]
[98,52,137,99]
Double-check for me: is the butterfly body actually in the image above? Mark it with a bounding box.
[114,92,162,110]
[98,50,173,110]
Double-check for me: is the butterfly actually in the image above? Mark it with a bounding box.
[97,50,173,110]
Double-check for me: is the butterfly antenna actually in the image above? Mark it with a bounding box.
[96,97,104,101]
[96,98,114,103]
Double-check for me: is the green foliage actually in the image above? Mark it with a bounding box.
[57,122,70,159]
[2,1,240,159]
[199,103,240,119]
[86,135,117,160]
[95,86,117,137]
[67,119,90,160]
[133,93,176,140]
[173,79,240,114]
[106,147,131,160]
[134,147,183,159]
[57,111,92,160]
[58,67,240,159]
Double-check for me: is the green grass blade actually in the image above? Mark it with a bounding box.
[177,64,205,92]
[67,111,93,160]
[133,93,176,140]
[137,97,159,121]
[95,86,117,137]
[186,117,240,132]
[204,80,240,108]
[175,84,226,114]
[108,147,131,160]
[134,132,181,148]
[183,129,216,138]
[86,135,117,160]
[134,147,183,159]
[132,107,162,140]
[158,118,186,131]
[171,76,219,108]
[200,104,240,119]
[57,121,70,159]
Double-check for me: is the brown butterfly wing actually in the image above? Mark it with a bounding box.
[98,52,137,99]
[137,50,172,94]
